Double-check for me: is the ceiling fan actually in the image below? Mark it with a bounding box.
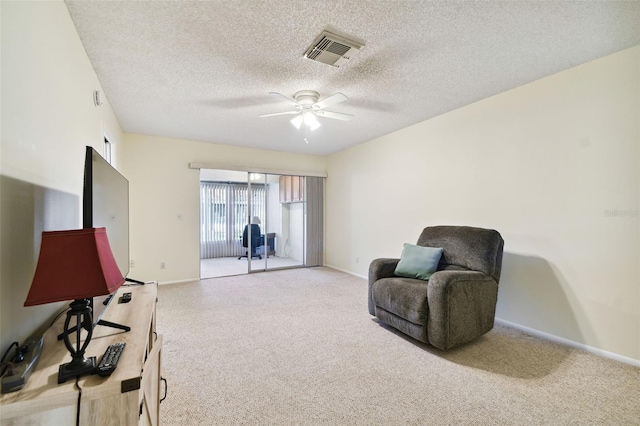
[259,90,353,131]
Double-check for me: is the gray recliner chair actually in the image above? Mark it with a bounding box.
[368,226,504,350]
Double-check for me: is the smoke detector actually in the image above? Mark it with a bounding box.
[304,31,363,67]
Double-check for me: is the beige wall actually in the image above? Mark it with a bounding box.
[0,1,124,350]
[119,133,325,283]
[326,46,640,361]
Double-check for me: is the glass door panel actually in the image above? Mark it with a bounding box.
[250,174,304,272]
[249,173,267,272]
[200,169,250,278]
[262,174,280,270]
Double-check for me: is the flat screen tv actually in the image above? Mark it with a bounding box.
[83,146,129,327]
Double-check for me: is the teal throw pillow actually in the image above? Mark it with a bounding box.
[394,244,443,281]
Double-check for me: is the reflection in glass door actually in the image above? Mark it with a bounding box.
[249,173,305,272]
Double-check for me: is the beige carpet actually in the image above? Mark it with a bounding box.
[201,256,303,279]
[157,267,639,425]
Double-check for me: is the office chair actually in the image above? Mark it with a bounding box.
[238,222,263,260]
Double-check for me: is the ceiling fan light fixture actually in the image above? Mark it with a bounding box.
[265,90,350,132]
[304,112,321,131]
[308,121,321,132]
[290,112,321,131]
[290,114,304,129]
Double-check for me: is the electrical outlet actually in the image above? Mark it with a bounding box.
[130,260,135,268]
[160,262,166,269]
[356,257,359,263]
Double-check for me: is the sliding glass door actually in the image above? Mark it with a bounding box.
[249,173,305,272]
[199,169,322,278]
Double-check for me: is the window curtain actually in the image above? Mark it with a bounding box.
[200,182,265,259]
[305,176,324,266]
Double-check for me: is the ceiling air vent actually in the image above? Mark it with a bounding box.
[304,31,363,67]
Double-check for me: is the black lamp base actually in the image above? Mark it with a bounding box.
[58,356,96,384]
[58,298,97,384]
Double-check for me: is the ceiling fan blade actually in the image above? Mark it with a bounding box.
[259,111,300,118]
[268,92,300,107]
[314,110,353,121]
[314,92,348,110]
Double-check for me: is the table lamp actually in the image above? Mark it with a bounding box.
[24,228,125,384]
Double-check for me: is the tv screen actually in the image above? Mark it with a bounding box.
[83,146,129,277]
[83,146,129,324]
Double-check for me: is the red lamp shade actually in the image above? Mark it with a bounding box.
[24,228,125,306]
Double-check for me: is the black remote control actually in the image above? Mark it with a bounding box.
[95,342,126,377]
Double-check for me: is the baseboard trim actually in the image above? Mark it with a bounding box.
[495,318,640,367]
[325,264,367,280]
[158,278,200,285]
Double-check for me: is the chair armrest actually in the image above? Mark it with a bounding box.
[368,258,400,315]
[426,270,498,350]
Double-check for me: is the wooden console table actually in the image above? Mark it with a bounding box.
[0,284,162,425]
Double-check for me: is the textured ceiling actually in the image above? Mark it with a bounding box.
[65,1,640,156]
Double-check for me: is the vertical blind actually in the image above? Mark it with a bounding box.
[200,182,265,258]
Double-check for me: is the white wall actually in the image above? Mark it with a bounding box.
[326,46,640,362]
[120,133,325,283]
[288,203,305,263]
[278,202,305,262]
[199,169,248,183]
[0,1,124,350]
